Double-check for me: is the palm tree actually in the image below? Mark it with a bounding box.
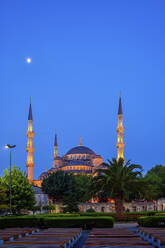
[93,158,146,218]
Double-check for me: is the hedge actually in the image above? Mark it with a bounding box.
[37,211,157,217]
[43,217,114,229]
[37,213,81,218]
[137,216,165,227]
[155,212,165,216]
[79,212,116,217]
[0,216,114,229]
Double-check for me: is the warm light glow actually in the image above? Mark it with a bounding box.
[26,57,31,63]
[4,145,9,149]
[163,203,165,211]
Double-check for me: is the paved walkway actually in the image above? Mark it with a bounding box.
[77,223,155,248]
[75,230,90,248]
[114,222,138,229]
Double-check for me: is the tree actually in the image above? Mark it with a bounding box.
[30,206,41,215]
[144,165,165,200]
[63,190,79,213]
[42,171,93,212]
[62,172,79,212]
[93,158,146,218]
[42,171,73,201]
[1,165,35,213]
[74,174,93,202]
[43,205,56,213]
[42,171,79,212]
[0,180,8,212]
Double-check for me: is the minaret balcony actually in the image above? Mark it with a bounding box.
[26,146,34,152]
[26,162,34,167]
[26,131,34,137]
[116,127,124,132]
[116,143,125,148]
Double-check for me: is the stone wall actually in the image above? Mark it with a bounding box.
[156,198,165,211]
[79,198,165,213]
[49,198,165,213]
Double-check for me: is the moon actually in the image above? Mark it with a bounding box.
[26,57,31,63]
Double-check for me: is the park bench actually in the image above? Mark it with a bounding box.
[83,228,153,247]
[137,227,165,247]
[0,228,39,244]
[0,228,82,248]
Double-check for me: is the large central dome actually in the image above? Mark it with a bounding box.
[66,145,96,155]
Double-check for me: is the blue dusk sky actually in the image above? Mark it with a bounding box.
[0,0,165,179]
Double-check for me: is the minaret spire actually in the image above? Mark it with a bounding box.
[118,92,123,115]
[79,136,82,146]
[28,97,33,120]
[116,94,125,161]
[53,131,58,158]
[26,98,34,183]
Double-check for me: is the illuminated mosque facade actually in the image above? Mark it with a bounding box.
[26,96,124,187]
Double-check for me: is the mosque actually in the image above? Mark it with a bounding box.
[25,96,124,187]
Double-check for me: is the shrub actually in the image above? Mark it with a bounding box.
[0,216,41,229]
[43,216,114,229]
[42,205,55,211]
[79,212,116,217]
[36,213,80,217]
[31,206,41,214]
[137,216,165,227]
[155,212,165,216]
[86,208,96,213]
[63,204,79,213]
[126,211,156,216]
[0,216,114,229]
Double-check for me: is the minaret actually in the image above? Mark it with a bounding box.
[53,133,62,169]
[26,98,34,183]
[53,132,58,159]
[116,94,125,160]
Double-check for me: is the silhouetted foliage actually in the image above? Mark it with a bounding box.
[42,171,93,212]
[93,158,146,218]
[143,165,165,200]
[1,165,35,212]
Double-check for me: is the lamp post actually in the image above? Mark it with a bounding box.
[5,144,16,214]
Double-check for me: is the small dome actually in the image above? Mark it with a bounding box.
[40,172,47,177]
[48,168,57,172]
[95,154,102,158]
[66,146,96,155]
[54,156,62,160]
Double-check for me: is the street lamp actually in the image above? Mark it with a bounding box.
[5,144,16,214]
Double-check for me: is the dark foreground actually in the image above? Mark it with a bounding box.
[0,225,165,248]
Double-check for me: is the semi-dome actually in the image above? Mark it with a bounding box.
[40,172,47,177]
[54,156,62,160]
[66,145,96,155]
[38,171,47,180]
